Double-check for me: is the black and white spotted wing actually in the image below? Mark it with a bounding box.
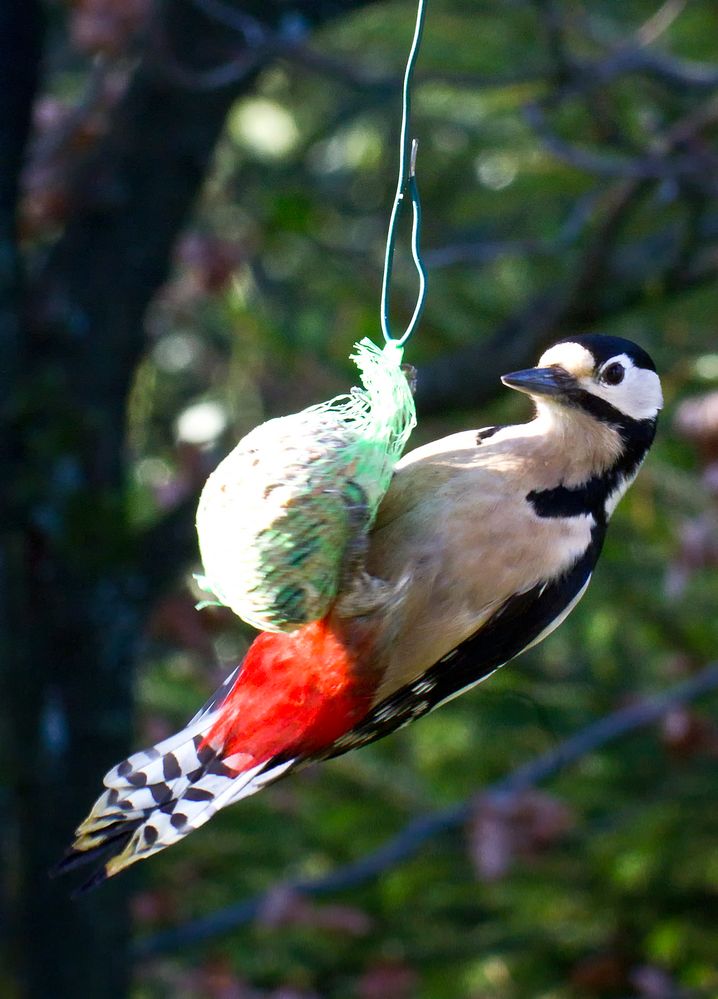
[322,530,603,759]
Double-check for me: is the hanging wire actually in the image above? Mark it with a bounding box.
[380,0,428,347]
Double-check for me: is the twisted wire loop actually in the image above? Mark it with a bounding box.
[380,0,428,348]
[195,2,428,634]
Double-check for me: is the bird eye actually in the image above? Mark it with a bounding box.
[601,362,625,386]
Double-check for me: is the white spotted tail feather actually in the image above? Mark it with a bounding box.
[55,618,375,891]
[53,698,295,892]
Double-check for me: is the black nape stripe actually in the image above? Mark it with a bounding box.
[566,387,643,429]
[529,478,608,524]
[567,388,628,426]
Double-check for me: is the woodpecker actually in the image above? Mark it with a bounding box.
[58,334,662,889]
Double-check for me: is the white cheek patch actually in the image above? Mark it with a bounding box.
[580,354,663,421]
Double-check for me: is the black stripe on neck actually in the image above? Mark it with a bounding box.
[566,388,637,427]
[528,414,657,523]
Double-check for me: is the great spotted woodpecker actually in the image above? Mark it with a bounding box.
[58,334,662,889]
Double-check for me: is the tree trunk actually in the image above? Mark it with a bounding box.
[1,2,378,995]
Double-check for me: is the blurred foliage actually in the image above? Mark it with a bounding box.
[17,0,718,996]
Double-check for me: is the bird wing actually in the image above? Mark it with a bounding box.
[325,546,596,760]
[335,427,598,704]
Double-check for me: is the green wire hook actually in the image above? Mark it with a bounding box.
[380,0,428,348]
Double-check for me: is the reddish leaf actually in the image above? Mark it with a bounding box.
[630,964,680,999]
[69,0,151,56]
[130,888,179,926]
[661,706,718,759]
[469,789,575,881]
[268,990,321,999]
[177,232,244,294]
[196,955,253,999]
[257,886,371,936]
[674,392,718,462]
[665,515,718,597]
[357,960,419,999]
[469,794,515,882]
[20,178,71,237]
[570,952,629,993]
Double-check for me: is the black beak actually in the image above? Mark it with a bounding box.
[501,365,575,398]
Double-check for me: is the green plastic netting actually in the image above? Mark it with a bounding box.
[195,338,416,632]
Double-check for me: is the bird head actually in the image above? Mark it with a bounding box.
[501,334,663,428]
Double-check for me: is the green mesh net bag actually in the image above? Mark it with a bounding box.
[195,338,416,633]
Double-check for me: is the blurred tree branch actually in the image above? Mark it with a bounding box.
[134,661,718,957]
[172,1,718,98]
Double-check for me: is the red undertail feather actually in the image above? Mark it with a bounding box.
[55,619,375,889]
[206,618,374,767]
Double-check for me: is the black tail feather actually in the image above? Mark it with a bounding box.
[50,821,143,883]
